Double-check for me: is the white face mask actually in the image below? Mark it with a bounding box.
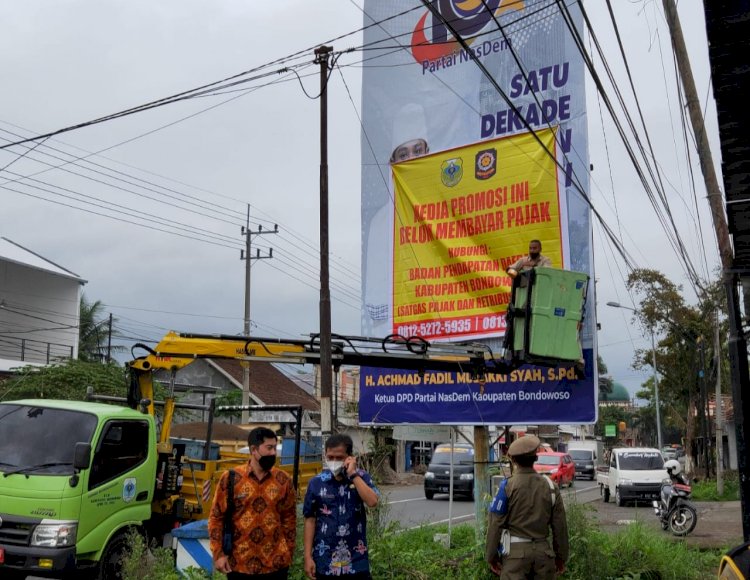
[326,460,344,476]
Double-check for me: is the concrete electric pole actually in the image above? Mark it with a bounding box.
[241,204,277,424]
[315,45,334,440]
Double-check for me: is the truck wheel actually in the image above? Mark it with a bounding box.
[425,490,434,500]
[97,532,130,579]
[616,488,626,507]
[603,487,610,503]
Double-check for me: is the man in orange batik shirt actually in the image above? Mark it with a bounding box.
[209,426,297,579]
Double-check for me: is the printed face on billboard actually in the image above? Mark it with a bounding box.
[360,0,597,425]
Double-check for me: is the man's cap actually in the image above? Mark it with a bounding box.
[508,435,541,457]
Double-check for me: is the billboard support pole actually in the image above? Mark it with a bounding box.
[474,425,490,542]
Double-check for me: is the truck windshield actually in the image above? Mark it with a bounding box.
[569,450,592,460]
[431,448,474,465]
[0,405,97,475]
[618,452,664,470]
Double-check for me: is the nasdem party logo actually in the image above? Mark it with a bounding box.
[411,0,524,65]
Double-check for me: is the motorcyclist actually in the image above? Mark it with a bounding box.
[664,459,688,485]
[661,459,688,507]
[657,458,697,536]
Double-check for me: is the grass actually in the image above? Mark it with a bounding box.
[119,501,723,579]
[564,503,720,580]
[691,470,740,501]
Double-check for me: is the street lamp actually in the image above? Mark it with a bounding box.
[606,301,663,451]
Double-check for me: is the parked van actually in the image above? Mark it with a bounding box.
[424,443,474,500]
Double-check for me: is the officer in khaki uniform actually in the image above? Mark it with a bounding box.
[485,435,569,579]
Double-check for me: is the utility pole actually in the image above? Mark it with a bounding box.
[607,302,663,450]
[106,312,113,363]
[663,0,750,539]
[240,205,277,423]
[716,309,724,495]
[651,329,663,452]
[698,336,710,477]
[315,45,334,440]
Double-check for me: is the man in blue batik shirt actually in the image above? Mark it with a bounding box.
[303,434,380,579]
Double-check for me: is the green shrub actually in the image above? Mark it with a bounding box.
[562,502,719,580]
[691,471,740,501]
[121,529,181,580]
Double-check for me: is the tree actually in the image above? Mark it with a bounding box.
[78,294,122,362]
[1,359,127,401]
[626,269,728,470]
[598,355,613,401]
[595,404,632,444]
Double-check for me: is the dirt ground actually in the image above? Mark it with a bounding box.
[589,499,745,550]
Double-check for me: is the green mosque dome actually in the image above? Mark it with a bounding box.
[603,381,630,402]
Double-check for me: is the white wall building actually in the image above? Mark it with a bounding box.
[0,237,85,372]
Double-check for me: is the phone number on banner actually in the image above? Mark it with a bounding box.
[394,314,507,339]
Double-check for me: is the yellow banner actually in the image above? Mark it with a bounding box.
[392,128,563,340]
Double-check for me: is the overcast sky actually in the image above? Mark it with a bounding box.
[0,1,721,399]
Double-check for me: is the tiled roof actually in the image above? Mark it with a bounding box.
[210,359,320,412]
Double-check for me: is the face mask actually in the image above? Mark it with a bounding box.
[258,454,276,471]
[326,460,345,476]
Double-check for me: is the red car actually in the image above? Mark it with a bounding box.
[533,452,575,487]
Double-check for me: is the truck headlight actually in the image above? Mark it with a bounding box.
[459,473,474,480]
[619,478,632,486]
[32,522,77,547]
[425,471,435,480]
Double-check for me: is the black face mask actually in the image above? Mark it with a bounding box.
[258,454,276,471]
[529,252,540,260]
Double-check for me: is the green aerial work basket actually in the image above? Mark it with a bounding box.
[504,267,589,366]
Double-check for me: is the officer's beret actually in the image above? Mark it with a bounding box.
[508,435,541,457]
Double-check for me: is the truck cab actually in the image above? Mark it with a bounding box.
[0,399,157,578]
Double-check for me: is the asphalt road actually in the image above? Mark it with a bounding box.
[382,477,602,530]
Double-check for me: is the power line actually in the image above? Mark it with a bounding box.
[2,178,242,248]
[0,131,248,225]
[1,120,363,284]
[570,0,702,292]
[0,4,431,151]
[603,0,708,283]
[0,65,304,150]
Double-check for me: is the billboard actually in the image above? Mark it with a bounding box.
[392,128,565,340]
[360,0,596,424]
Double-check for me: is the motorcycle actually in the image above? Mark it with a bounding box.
[652,474,698,536]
